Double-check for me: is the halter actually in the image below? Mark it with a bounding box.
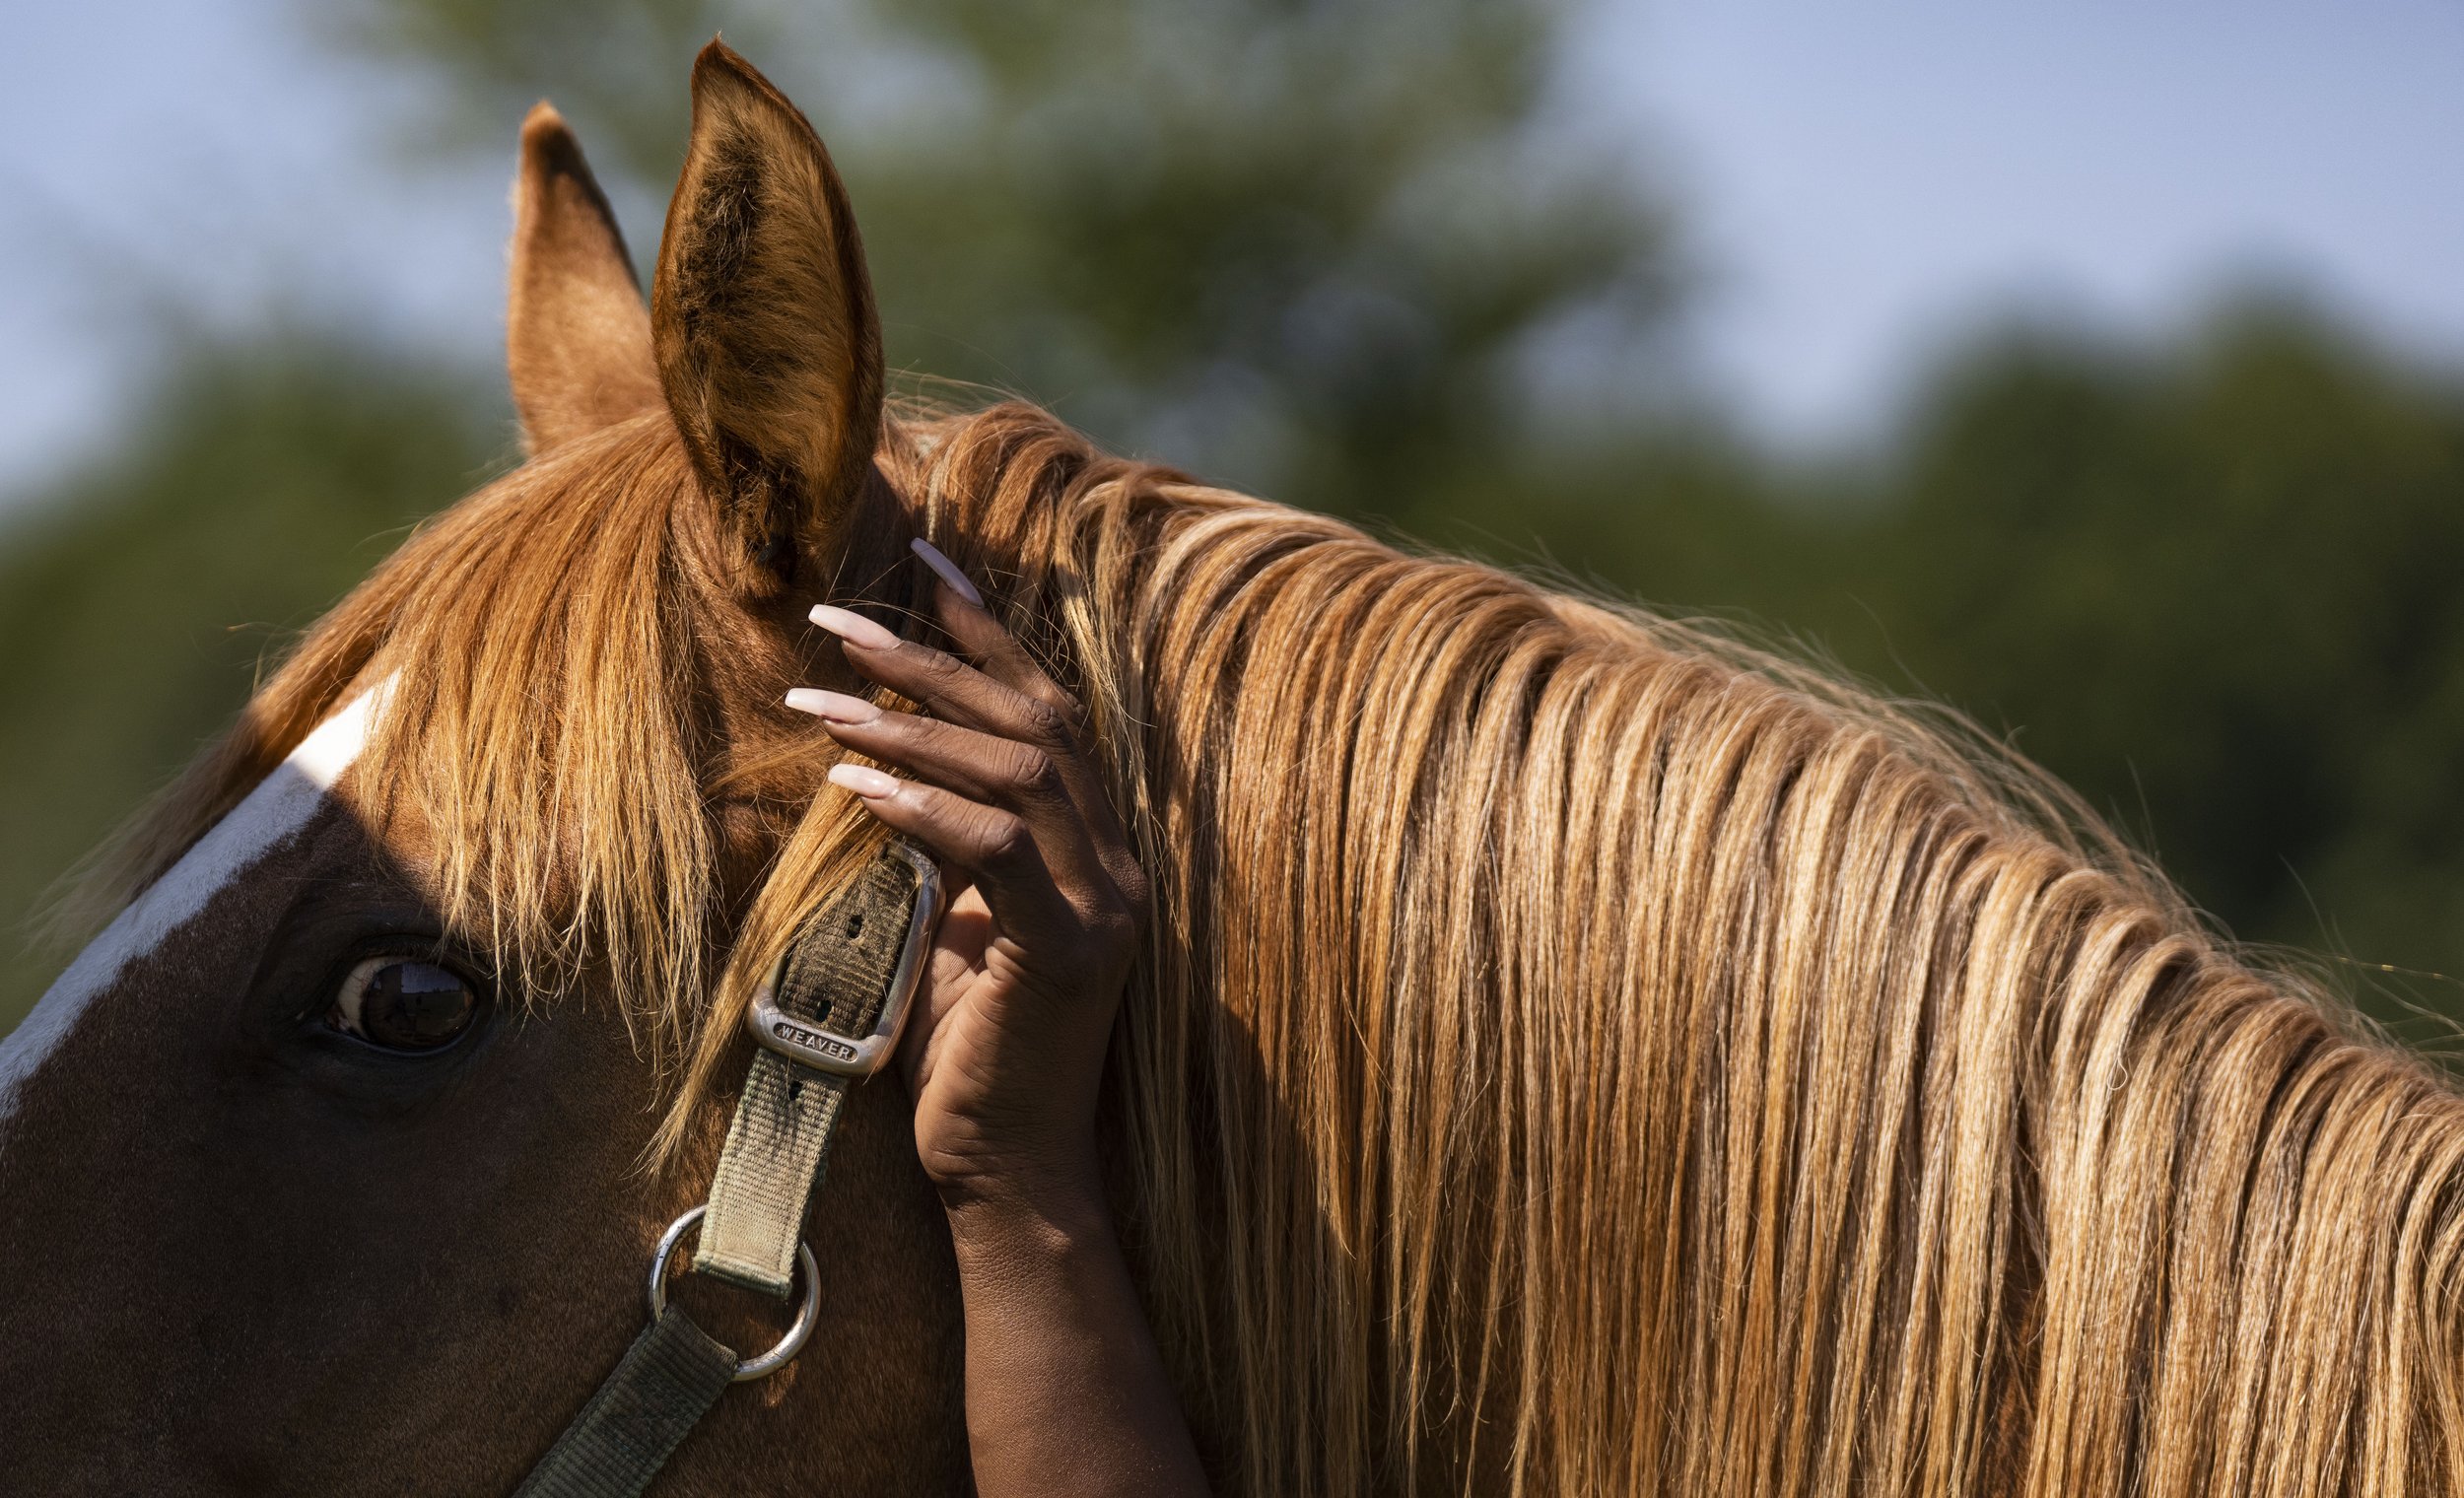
[513,838,943,1496]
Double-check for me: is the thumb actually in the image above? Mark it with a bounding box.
[895,882,992,1090]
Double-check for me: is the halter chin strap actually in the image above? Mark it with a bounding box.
[513,839,942,1498]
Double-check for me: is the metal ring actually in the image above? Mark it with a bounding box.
[646,1206,822,1382]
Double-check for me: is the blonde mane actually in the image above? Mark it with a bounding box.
[90,400,2464,1494]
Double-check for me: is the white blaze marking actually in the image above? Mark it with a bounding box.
[0,678,395,1116]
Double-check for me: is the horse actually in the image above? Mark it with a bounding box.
[5,38,2461,1497]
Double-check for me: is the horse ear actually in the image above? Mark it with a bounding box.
[507,103,663,455]
[650,40,884,576]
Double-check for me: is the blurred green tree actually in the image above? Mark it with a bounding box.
[1847,302,2464,1022]
[0,342,497,1030]
[330,0,1676,514]
[0,0,1679,1032]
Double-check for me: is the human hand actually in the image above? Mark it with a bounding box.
[787,541,1148,1216]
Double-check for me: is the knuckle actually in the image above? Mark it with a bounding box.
[915,715,971,761]
[909,645,966,690]
[1035,680,1088,723]
[1001,745,1064,798]
[1015,693,1080,748]
[974,808,1035,866]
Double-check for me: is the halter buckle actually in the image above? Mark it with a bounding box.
[744,841,942,1077]
[647,1206,819,1382]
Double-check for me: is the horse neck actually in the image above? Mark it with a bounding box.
[925,412,2464,1491]
[1070,506,2464,1491]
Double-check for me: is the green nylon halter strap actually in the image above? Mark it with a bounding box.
[513,842,935,1498]
[702,846,931,1291]
[510,1307,739,1498]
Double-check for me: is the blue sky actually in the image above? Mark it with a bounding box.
[1,1,2458,500]
[1599,1,2464,443]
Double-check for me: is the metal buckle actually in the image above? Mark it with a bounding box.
[744,841,941,1077]
[647,1206,819,1382]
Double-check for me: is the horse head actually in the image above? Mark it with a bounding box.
[8,38,2464,1498]
[0,42,970,1494]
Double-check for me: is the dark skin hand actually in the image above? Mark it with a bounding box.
[787,539,1209,1498]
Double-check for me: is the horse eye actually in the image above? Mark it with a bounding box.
[327,955,482,1053]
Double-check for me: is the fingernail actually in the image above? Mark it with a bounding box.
[828,762,902,798]
[809,603,902,651]
[785,688,880,723]
[910,537,986,608]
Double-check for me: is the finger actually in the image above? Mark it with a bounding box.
[825,763,1078,941]
[809,604,1058,746]
[790,694,1056,809]
[908,541,1125,833]
[808,601,1131,865]
[787,694,1116,900]
[896,882,990,1091]
[911,539,1067,707]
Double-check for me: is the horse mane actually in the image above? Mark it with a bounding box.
[80,399,2464,1494]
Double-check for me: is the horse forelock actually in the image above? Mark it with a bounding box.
[49,395,2464,1494]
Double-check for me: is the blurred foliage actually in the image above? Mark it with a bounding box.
[4,2,2464,1046]
[1866,306,2464,1024]
[329,0,1672,511]
[0,344,499,1030]
[1550,303,2464,1037]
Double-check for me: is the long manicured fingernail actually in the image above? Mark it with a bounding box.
[809,603,901,651]
[910,537,986,608]
[828,763,901,798]
[785,689,881,723]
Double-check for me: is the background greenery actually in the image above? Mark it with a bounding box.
[6,0,2461,1042]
